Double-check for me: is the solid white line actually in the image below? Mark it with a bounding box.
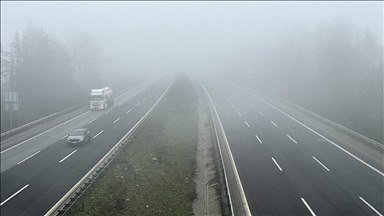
[61,135,68,140]
[245,121,250,127]
[312,156,330,171]
[232,104,236,109]
[126,109,132,113]
[113,118,120,124]
[250,104,255,108]
[0,184,29,206]
[238,87,384,177]
[359,197,383,216]
[259,111,264,116]
[143,97,146,101]
[17,151,40,164]
[301,198,316,216]
[136,102,140,106]
[286,134,298,144]
[272,158,282,171]
[238,112,242,116]
[198,83,251,216]
[59,150,77,163]
[105,110,111,114]
[87,118,97,124]
[93,130,103,139]
[1,111,91,154]
[255,135,262,144]
[270,120,277,127]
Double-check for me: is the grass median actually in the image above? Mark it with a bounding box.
[67,74,198,215]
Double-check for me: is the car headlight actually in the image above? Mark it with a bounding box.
[79,138,84,141]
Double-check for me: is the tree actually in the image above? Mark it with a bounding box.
[67,33,110,96]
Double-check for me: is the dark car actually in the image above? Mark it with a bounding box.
[67,128,90,146]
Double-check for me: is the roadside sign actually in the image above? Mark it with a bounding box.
[2,92,19,111]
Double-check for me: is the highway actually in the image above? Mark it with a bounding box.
[200,77,383,216]
[0,75,171,216]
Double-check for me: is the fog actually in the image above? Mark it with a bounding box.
[2,2,382,74]
[1,2,383,142]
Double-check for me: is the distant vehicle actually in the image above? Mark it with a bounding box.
[90,87,114,110]
[158,75,163,79]
[67,128,90,146]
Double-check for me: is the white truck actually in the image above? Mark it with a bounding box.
[89,87,114,110]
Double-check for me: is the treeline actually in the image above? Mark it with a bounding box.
[230,17,382,143]
[1,21,119,131]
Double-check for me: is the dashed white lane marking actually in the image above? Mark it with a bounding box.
[1,110,91,154]
[255,135,262,144]
[359,197,383,216]
[118,103,123,106]
[232,104,236,109]
[270,121,277,127]
[301,198,316,216]
[245,121,250,127]
[250,104,255,108]
[259,111,264,116]
[126,109,132,113]
[61,135,68,139]
[143,97,146,101]
[286,134,298,144]
[136,102,140,106]
[113,118,120,123]
[243,98,247,102]
[87,118,97,124]
[272,158,282,171]
[223,95,226,98]
[227,99,230,103]
[148,93,151,96]
[93,130,103,139]
[59,150,77,163]
[152,90,154,93]
[312,157,330,171]
[0,184,29,206]
[233,84,384,176]
[238,112,242,116]
[238,94,242,97]
[105,109,112,114]
[17,151,40,164]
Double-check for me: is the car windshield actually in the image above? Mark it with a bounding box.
[70,130,84,136]
[90,95,104,101]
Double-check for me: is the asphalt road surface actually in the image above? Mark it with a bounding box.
[200,77,383,216]
[1,75,171,216]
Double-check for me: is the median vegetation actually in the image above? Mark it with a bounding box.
[67,74,199,215]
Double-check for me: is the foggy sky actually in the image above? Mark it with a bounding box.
[1,1,383,74]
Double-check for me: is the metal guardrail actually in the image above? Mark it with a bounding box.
[1,101,89,139]
[237,82,384,151]
[197,80,234,216]
[45,80,172,216]
[197,79,252,216]
[1,79,148,139]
